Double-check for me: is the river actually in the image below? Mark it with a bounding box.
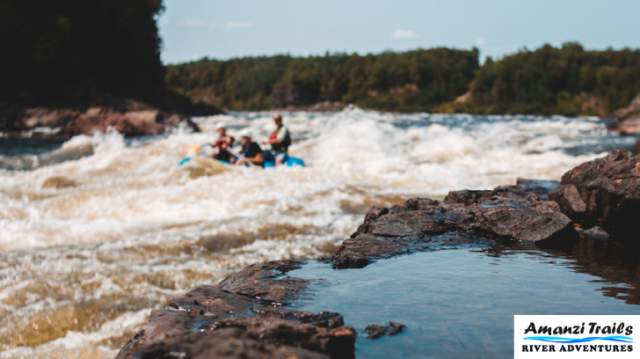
[0,108,635,358]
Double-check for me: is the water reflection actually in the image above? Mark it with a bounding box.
[484,238,640,305]
[290,240,640,359]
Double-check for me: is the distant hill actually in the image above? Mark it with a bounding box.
[165,48,480,112]
[167,43,640,116]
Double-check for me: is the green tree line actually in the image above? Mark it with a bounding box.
[166,48,480,112]
[167,43,640,115]
[0,0,166,105]
[2,0,637,118]
[466,42,640,115]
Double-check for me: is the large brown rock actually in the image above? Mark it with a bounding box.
[550,150,640,242]
[613,96,640,135]
[116,261,356,359]
[218,260,307,303]
[365,322,406,339]
[332,185,575,269]
[616,119,640,135]
[1,100,199,139]
[61,107,197,137]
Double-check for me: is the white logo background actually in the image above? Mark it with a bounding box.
[515,315,640,359]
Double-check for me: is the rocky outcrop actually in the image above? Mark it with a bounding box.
[612,96,640,135]
[332,183,575,269]
[365,322,406,339]
[549,150,640,242]
[218,260,308,302]
[116,260,356,359]
[0,98,206,139]
[508,178,560,200]
[633,140,640,155]
[116,153,640,357]
[61,108,193,137]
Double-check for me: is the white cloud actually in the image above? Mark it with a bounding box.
[391,29,418,40]
[475,37,487,47]
[224,21,254,30]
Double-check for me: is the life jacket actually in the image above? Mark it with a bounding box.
[214,135,234,148]
[271,126,291,153]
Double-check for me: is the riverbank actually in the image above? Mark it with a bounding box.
[116,150,640,358]
[0,94,220,140]
[613,95,640,135]
[166,44,640,118]
[3,93,639,143]
[1,111,636,358]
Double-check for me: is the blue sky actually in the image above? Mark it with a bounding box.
[159,0,639,64]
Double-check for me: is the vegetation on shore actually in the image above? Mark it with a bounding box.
[463,43,640,116]
[2,0,638,118]
[167,43,640,116]
[1,0,166,105]
[0,0,216,132]
[166,48,480,112]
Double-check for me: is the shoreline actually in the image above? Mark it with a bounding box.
[0,106,633,141]
[2,90,639,140]
[116,151,640,358]
[0,112,636,357]
[0,94,220,141]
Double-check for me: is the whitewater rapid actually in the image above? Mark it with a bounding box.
[0,109,632,358]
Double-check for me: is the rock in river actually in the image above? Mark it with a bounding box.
[332,184,575,269]
[116,260,356,359]
[550,150,640,242]
[1,99,203,139]
[613,95,640,135]
[116,153,640,358]
[365,322,406,339]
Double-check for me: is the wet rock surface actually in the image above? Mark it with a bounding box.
[509,178,560,200]
[332,183,574,269]
[613,95,640,135]
[0,99,204,139]
[550,150,640,242]
[218,260,308,303]
[116,260,356,359]
[117,153,640,358]
[61,107,196,137]
[365,322,406,339]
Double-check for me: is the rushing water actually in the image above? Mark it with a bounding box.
[0,109,636,358]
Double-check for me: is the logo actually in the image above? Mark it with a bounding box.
[515,315,640,358]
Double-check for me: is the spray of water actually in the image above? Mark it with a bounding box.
[0,109,628,358]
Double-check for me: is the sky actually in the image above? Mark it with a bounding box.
[159,0,640,64]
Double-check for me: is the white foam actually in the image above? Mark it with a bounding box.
[0,111,612,251]
[0,110,619,357]
[0,309,151,359]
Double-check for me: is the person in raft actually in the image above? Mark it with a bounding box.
[263,113,291,165]
[212,139,237,164]
[215,126,235,147]
[236,135,264,167]
[210,126,237,163]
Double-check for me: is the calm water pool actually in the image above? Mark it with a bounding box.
[289,247,639,358]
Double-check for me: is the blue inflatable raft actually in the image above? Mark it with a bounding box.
[179,155,305,168]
